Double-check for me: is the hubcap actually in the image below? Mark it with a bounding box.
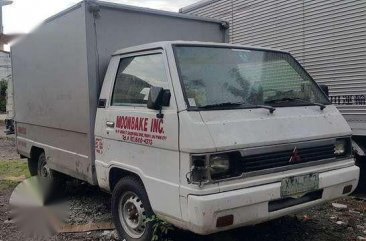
[118,191,146,238]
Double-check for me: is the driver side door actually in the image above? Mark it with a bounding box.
[95,49,181,219]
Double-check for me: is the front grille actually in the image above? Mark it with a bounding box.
[242,144,335,173]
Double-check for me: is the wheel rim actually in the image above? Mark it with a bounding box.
[118,191,146,238]
[38,155,50,178]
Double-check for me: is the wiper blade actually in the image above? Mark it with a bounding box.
[199,102,243,109]
[244,104,276,114]
[265,97,326,110]
[200,102,276,114]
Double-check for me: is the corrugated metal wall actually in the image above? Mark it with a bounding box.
[182,0,366,135]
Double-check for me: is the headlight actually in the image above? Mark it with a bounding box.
[209,154,230,177]
[188,152,241,184]
[209,152,241,180]
[334,138,351,157]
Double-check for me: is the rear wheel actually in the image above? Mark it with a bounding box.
[37,153,53,179]
[36,152,65,203]
[28,158,38,176]
[111,176,154,241]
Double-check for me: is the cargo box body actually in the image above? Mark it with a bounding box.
[11,0,227,184]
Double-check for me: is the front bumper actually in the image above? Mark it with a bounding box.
[187,165,359,235]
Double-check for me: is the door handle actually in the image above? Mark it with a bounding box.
[106,121,115,128]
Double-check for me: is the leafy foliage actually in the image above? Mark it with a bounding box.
[0,79,8,113]
[0,79,7,96]
[145,215,175,241]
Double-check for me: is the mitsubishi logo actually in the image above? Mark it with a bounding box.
[289,147,302,163]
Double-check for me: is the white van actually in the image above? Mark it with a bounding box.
[12,2,359,241]
[94,41,359,238]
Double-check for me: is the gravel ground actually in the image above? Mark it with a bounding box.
[0,125,365,241]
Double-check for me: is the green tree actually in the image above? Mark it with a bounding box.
[0,77,8,113]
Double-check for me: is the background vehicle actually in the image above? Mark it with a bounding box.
[11,1,359,240]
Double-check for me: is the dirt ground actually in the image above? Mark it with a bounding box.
[0,123,365,241]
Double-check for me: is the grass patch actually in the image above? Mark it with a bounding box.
[0,160,30,191]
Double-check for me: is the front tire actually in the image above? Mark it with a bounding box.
[355,155,366,193]
[111,176,154,241]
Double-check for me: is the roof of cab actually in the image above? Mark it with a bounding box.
[112,41,289,56]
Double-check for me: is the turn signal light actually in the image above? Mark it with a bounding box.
[342,185,352,194]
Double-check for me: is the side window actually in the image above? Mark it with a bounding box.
[111,53,167,106]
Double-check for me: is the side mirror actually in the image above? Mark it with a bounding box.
[147,86,171,118]
[319,84,329,97]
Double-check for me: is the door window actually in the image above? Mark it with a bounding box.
[111,53,167,106]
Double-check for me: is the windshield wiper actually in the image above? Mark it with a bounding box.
[199,102,276,114]
[243,104,276,113]
[199,102,243,109]
[265,97,326,110]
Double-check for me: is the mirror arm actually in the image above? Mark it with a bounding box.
[156,107,164,119]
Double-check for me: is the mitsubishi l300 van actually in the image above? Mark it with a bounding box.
[12,2,359,240]
[16,41,359,241]
[91,42,359,239]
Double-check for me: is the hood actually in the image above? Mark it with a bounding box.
[188,105,351,152]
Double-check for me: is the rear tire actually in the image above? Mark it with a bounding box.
[28,158,38,176]
[111,176,154,241]
[36,152,66,203]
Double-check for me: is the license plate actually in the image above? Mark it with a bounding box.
[281,173,319,197]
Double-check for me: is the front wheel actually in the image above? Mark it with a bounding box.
[111,176,154,241]
[355,155,366,193]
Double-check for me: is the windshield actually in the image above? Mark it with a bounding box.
[174,46,329,109]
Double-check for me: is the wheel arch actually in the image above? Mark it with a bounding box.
[30,146,45,160]
[109,167,145,191]
[106,165,179,222]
